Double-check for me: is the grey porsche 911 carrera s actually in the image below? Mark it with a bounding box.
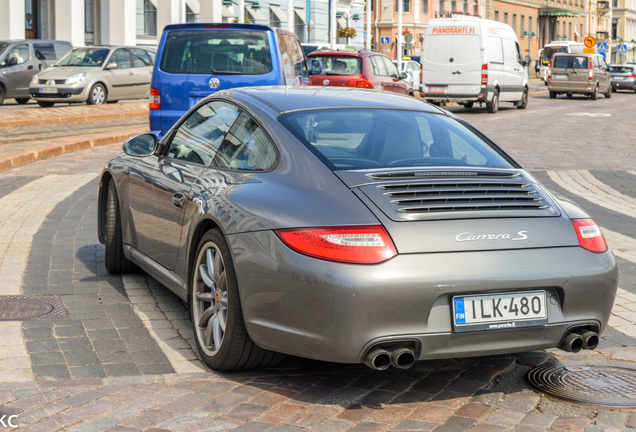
[97,86,618,371]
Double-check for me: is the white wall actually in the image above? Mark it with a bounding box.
[0,0,26,40]
[100,0,137,45]
[55,0,86,46]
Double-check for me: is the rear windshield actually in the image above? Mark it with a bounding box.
[159,30,272,75]
[312,56,362,75]
[553,55,588,69]
[610,66,634,73]
[279,109,513,170]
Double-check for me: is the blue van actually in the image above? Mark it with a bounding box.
[150,23,310,136]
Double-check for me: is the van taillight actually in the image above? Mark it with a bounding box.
[419,63,423,81]
[150,88,160,110]
[588,61,594,81]
[481,64,488,85]
[348,78,372,88]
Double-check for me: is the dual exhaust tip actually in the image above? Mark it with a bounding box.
[363,345,416,370]
[559,328,599,353]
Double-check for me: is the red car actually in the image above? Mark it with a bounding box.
[307,49,414,96]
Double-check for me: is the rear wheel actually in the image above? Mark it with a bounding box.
[0,87,6,105]
[37,101,55,107]
[486,89,499,113]
[15,98,29,104]
[515,88,528,109]
[105,180,138,274]
[87,83,106,105]
[604,84,612,98]
[590,84,599,100]
[191,229,284,371]
[462,102,474,109]
[566,92,573,98]
[549,90,557,99]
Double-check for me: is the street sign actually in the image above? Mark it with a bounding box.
[584,36,596,48]
[381,37,390,44]
[583,47,595,54]
[597,42,608,52]
[618,44,628,54]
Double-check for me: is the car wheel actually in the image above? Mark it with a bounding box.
[37,101,55,108]
[612,87,617,93]
[87,83,106,105]
[486,89,499,113]
[604,85,612,98]
[463,102,474,109]
[566,92,573,98]
[15,98,29,104]
[104,180,139,274]
[590,84,599,100]
[549,90,557,99]
[0,87,6,106]
[191,229,284,371]
[515,88,528,109]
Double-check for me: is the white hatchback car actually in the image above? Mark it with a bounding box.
[393,58,421,94]
[29,45,156,107]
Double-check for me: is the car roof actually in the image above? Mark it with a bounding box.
[220,86,446,116]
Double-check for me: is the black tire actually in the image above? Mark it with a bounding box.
[549,90,557,99]
[612,87,617,93]
[191,229,283,371]
[566,92,573,98]
[590,84,599,100]
[15,98,29,104]
[516,88,528,109]
[0,87,6,105]
[87,83,106,105]
[37,101,55,108]
[462,102,474,109]
[105,180,138,274]
[604,85,612,98]
[486,89,499,113]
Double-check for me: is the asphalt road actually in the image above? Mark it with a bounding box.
[0,92,635,432]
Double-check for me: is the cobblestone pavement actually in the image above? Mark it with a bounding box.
[0,93,635,432]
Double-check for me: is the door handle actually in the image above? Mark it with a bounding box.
[452,71,462,74]
[28,65,33,70]
[38,64,43,71]
[172,192,186,209]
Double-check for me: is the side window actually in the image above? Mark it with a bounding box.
[131,48,152,67]
[370,56,387,76]
[502,38,518,64]
[167,101,242,166]
[2,44,30,67]
[147,50,156,64]
[33,43,56,60]
[112,49,132,69]
[488,36,504,63]
[214,115,277,171]
[382,57,399,78]
[278,34,295,77]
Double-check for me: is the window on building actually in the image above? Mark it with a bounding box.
[439,0,445,12]
[136,0,157,36]
[396,0,411,13]
[529,16,533,33]
[269,9,281,28]
[451,0,457,11]
[504,12,508,24]
[186,5,199,22]
[85,0,94,33]
[494,10,499,21]
[521,15,525,34]
[463,0,468,13]
[422,0,428,14]
[512,14,517,31]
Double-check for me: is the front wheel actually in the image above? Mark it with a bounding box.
[104,180,138,274]
[486,89,499,113]
[549,90,557,99]
[15,98,29,104]
[515,89,528,109]
[87,83,106,105]
[604,85,612,98]
[191,230,283,371]
[37,101,55,108]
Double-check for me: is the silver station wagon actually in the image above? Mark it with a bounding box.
[97,86,618,371]
[30,45,155,107]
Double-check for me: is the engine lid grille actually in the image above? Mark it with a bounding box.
[357,170,559,221]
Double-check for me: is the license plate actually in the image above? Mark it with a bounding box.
[40,87,57,94]
[452,291,547,332]
[427,86,446,93]
[614,76,623,80]
[553,74,567,79]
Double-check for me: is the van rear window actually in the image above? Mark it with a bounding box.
[553,56,588,69]
[159,30,272,75]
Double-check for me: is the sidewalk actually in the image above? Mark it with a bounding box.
[0,102,149,173]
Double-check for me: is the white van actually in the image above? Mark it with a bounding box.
[421,18,529,113]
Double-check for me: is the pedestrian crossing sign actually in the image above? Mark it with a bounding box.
[618,44,628,54]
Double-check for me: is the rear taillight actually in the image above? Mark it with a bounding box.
[572,219,608,253]
[628,74,636,78]
[548,61,552,79]
[275,225,397,264]
[150,88,160,110]
[588,61,594,81]
[347,78,373,88]
[481,64,488,85]
[419,63,423,81]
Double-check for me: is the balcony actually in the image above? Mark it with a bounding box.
[596,31,609,40]
[597,1,610,10]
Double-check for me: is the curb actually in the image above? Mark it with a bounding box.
[0,109,148,129]
[0,127,147,174]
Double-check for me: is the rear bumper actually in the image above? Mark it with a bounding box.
[612,80,636,90]
[421,85,492,103]
[230,230,619,364]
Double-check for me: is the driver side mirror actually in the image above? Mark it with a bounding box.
[400,72,408,80]
[123,133,158,157]
[309,59,323,75]
[105,62,118,70]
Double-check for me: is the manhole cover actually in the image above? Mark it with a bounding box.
[527,362,636,408]
[0,295,68,321]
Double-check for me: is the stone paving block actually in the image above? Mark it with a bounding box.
[594,410,630,428]
[102,362,141,377]
[390,419,436,431]
[499,392,540,413]
[519,412,557,428]
[32,364,71,381]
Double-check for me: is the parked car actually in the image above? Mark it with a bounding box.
[393,57,422,94]
[609,64,636,92]
[0,39,72,105]
[301,43,355,57]
[150,23,310,137]
[547,53,612,100]
[420,18,529,112]
[307,48,413,96]
[29,45,155,107]
[97,86,617,372]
